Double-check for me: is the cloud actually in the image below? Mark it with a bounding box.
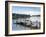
[15,11,40,16]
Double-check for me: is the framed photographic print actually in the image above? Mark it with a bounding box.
[5,1,45,36]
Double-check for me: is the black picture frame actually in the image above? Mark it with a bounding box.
[5,1,45,36]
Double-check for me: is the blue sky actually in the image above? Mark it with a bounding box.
[12,6,41,15]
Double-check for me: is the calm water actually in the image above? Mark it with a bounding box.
[12,17,40,31]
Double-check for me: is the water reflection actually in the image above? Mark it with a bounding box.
[12,17,40,31]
